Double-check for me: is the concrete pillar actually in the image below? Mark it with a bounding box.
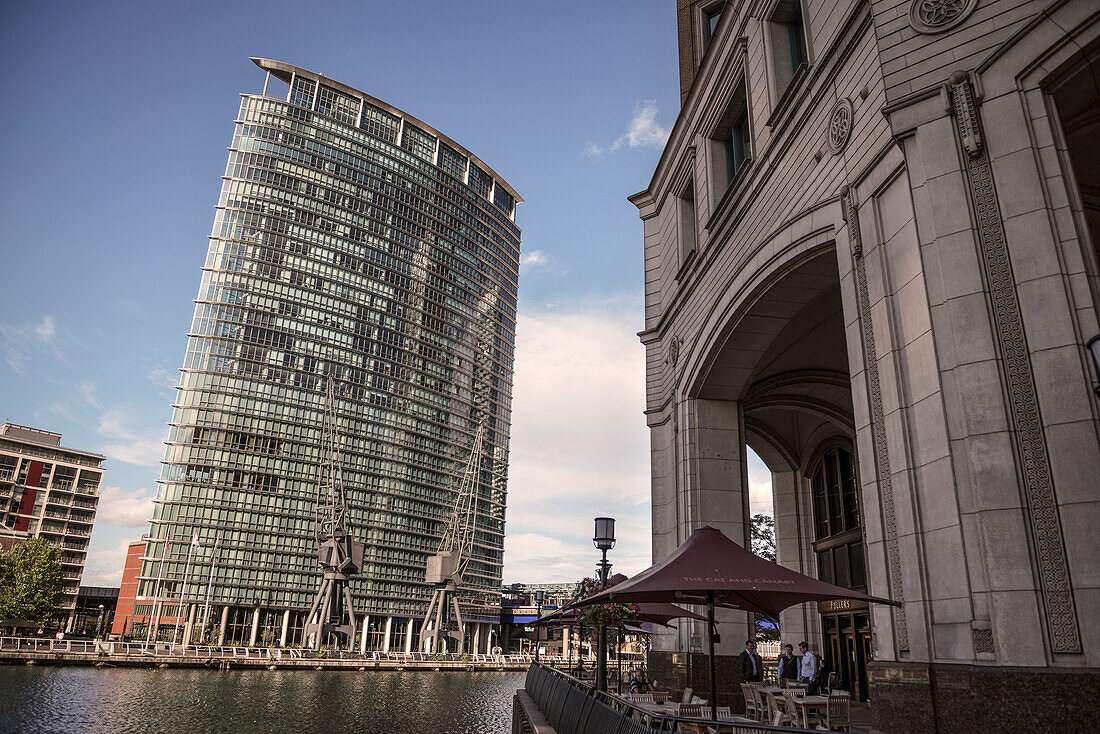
[404,618,414,654]
[280,610,290,647]
[217,606,229,646]
[359,614,370,653]
[183,603,197,644]
[473,622,482,654]
[249,608,261,647]
[773,468,822,652]
[563,625,571,658]
[382,616,393,653]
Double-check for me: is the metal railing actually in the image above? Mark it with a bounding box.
[520,663,826,734]
[0,637,571,666]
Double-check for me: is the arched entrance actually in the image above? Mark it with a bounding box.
[688,244,873,697]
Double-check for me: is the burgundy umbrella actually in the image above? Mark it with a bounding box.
[573,525,898,722]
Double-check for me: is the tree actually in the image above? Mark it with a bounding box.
[750,514,780,642]
[0,538,65,625]
[750,513,776,562]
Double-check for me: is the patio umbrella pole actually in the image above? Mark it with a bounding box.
[707,590,717,723]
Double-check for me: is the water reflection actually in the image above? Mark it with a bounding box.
[0,667,525,733]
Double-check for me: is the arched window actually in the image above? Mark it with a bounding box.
[810,446,865,590]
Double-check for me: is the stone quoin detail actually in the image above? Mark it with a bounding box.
[909,0,979,34]
[842,186,908,652]
[948,72,1081,654]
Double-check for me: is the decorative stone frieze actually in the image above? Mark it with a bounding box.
[908,0,979,35]
[841,185,908,652]
[973,628,994,654]
[947,71,1081,654]
[827,99,854,155]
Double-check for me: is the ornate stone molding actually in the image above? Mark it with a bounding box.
[948,72,1081,654]
[842,185,908,652]
[828,99,854,155]
[973,628,994,654]
[909,0,979,35]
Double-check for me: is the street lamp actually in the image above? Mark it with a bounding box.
[534,590,545,663]
[1087,335,1100,396]
[593,517,615,692]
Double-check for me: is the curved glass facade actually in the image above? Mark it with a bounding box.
[137,61,520,634]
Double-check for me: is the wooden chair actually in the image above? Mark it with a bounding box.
[677,703,703,718]
[764,691,789,727]
[749,686,767,722]
[823,691,852,732]
[652,689,669,704]
[681,686,694,704]
[783,691,805,728]
[739,683,758,721]
[701,706,732,719]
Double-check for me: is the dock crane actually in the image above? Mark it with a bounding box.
[303,377,364,650]
[421,420,486,654]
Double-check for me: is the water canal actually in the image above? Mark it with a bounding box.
[0,667,525,733]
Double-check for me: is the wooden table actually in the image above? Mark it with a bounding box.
[785,694,828,728]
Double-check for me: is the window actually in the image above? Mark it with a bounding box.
[289,77,316,109]
[709,80,751,199]
[702,2,725,50]
[678,178,697,262]
[811,446,866,591]
[768,0,810,98]
[725,109,750,184]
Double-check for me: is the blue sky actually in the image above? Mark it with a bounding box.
[0,0,770,586]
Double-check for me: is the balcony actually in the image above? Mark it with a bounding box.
[62,542,87,550]
[51,478,74,490]
[0,468,15,482]
[69,513,94,525]
[67,528,92,537]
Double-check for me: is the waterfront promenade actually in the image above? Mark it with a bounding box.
[0,636,563,671]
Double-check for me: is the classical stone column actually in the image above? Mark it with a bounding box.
[248,608,260,647]
[773,469,819,650]
[183,604,197,645]
[217,606,229,646]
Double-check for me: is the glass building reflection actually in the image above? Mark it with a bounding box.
[134,59,521,649]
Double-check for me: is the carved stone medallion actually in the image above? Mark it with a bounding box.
[909,0,979,35]
[827,99,854,155]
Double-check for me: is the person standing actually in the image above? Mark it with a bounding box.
[740,640,763,682]
[777,643,799,683]
[798,641,819,692]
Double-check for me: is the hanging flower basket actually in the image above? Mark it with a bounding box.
[570,577,637,628]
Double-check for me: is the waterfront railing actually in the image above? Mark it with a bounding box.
[0,636,576,666]
[515,662,827,734]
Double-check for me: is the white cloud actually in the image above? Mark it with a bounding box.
[584,100,671,158]
[35,315,57,341]
[147,363,178,390]
[96,485,155,527]
[503,296,652,583]
[82,539,134,586]
[521,250,549,270]
[76,381,100,409]
[97,405,166,467]
[0,314,68,372]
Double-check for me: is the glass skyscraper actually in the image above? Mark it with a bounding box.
[132,59,520,650]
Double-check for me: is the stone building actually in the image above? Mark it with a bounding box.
[632,1,1099,730]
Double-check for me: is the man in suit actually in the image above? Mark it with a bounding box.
[739,639,763,682]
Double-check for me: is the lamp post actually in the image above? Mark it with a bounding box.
[534,590,545,663]
[593,516,615,693]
